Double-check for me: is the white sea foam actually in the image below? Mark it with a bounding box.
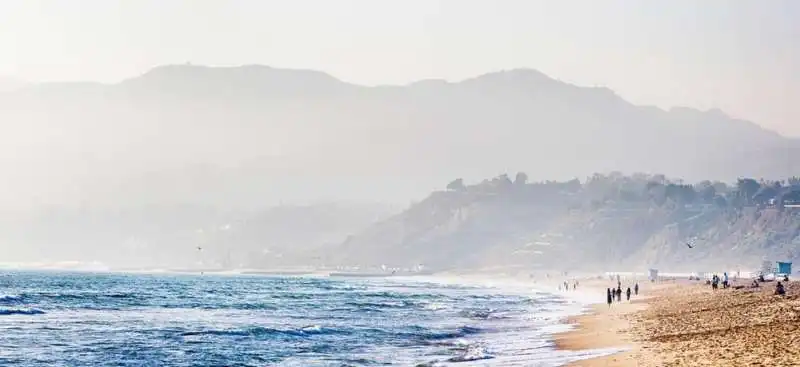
[376,273,630,366]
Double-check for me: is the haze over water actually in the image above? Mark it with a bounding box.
[0,1,796,366]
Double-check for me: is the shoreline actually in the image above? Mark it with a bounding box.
[4,268,727,365]
[556,278,800,366]
[552,279,668,366]
[554,298,648,366]
[392,271,651,364]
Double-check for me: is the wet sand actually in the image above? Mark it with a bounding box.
[554,278,658,367]
[555,278,800,366]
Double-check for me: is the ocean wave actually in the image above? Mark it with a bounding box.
[156,302,279,311]
[338,357,392,366]
[361,291,435,300]
[422,302,448,311]
[459,308,511,320]
[344,300,414,309]
[447,345,495,362]
[268,292,316,300]
[418,326,483,341]
[24,292,140,301]
[0,294,22,302]
[0,307,45,315]
[424,338,472,348]
[317,284,367,291]
[226,303,280,311]
[353,325,485,346]
[417,343,494,365]
[0,273,583,365]
[180,325,348,338]
[328,307,385,314]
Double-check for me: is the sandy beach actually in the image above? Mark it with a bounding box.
[555,278,800,366]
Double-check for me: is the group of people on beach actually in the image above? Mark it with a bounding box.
[606,280,638,307]
[710,273,729,290]
[558,280,578,291]
[708,271,790,296]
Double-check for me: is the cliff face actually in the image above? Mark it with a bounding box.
[327,176,800,272]
[633,207,800,271]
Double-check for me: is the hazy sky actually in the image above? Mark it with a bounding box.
[1,0,798,136]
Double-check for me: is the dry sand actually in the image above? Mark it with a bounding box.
[554,278,800,366]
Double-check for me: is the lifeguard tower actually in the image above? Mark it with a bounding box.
[648,268,659,282]
[776,261,792,277]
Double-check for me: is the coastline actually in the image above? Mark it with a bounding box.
[361,271,637,365]
[403,271,647,364]
[554,296,648,366]
[555,278,800,366]
[12,268,800,365]
[552,278,674,366]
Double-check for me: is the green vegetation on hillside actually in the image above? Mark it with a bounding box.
[330,173,800,272]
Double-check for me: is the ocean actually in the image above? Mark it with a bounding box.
[0,272,617,366]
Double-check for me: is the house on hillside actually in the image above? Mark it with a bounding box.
[778,188,800,210]
[755,186,780,208]
[763,186,800,210]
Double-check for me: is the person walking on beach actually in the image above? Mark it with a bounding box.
[607,288,612,307]
[616,287,622,302]
[634,282,639,296]
[626,287,631,301]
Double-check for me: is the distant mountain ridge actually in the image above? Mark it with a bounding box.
[0,64,796,211]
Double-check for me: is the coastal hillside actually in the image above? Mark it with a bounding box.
[0,65,798,210]
[327,173,800,272]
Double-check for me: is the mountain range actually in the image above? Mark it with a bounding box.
[0,64,797,211]
[1,64,798,269]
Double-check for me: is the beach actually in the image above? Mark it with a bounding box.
[555,278,800,366]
